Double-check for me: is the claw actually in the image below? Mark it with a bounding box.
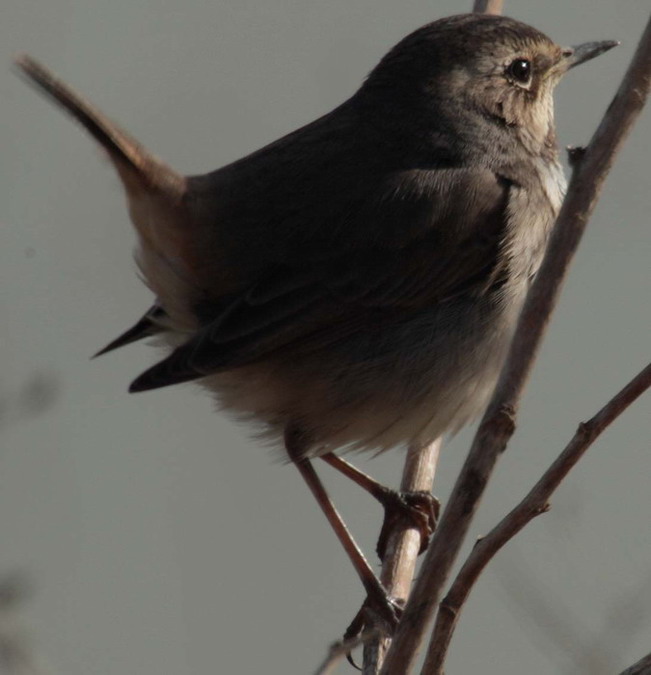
[342,593,404,668]
[344,608,364,670]
[376,490,440,561]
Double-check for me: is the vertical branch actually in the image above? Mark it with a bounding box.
[380,9,651,675]
[362,2,502,672]
[362,439,442,674]
[472,0,504,14]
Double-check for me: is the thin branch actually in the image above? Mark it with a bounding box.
[424,362,651,673]
[380,11,651,675]
[360,2,502,672]
[362,439,442,674]
[619,652,651,675]
[357,1,500,671]
[472,0,504,14]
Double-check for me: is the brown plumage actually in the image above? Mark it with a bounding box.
[16,15,617,457]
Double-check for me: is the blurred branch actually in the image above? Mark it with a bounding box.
[492,551,651,674]
[472,0,504,14]
[492,552,609,674]
[424,362,651,673]
[0,573,42,675]
[585,571,651,674]
[380,8,651,675]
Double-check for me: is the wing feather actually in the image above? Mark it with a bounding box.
[130,169,512,392]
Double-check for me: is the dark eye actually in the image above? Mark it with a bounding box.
[507,58,532,85]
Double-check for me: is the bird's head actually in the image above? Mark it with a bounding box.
[362,14,617,156]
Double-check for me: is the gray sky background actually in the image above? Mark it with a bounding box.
[2,1,650,674]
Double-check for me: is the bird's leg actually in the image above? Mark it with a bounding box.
[320,453,439,562]
[284,426,401,634]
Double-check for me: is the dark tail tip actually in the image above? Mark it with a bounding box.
[128,374,157,393]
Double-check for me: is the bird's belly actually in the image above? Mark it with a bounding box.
[199,287,525,456]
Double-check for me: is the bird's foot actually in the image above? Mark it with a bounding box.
[376,489,440,562]
[343,594,404,669]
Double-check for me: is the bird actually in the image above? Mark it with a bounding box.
[16,13,617,630]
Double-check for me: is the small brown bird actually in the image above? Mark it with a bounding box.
[16,13,617,626]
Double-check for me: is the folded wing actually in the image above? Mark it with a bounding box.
[130,168,512,391]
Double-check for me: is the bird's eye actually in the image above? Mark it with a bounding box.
[506,58,532,86]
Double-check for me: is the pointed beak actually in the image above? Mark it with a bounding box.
[562,40,619,70]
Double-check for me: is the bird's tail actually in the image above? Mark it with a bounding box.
[15,55,185,200]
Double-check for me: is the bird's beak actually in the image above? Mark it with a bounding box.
[561,40,619,71]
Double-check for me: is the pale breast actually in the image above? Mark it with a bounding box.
[505,157,566,284]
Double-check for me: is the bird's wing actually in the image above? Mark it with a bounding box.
[93,305,167,357]
[130,168,512,392]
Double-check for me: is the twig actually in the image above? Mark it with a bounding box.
[472,0,504,14]
[620,652,651,675]
[424,362,651,673]
[362,439,441,674]
[361,3,505,673]
[380,10,651,675]
[357,2,502,671]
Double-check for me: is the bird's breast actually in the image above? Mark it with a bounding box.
[504,157,566,283]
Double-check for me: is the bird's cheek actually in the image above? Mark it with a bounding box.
[494,95,518,126]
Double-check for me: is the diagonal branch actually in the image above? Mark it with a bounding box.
[380,10,651,675]
[424,362,651,673]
